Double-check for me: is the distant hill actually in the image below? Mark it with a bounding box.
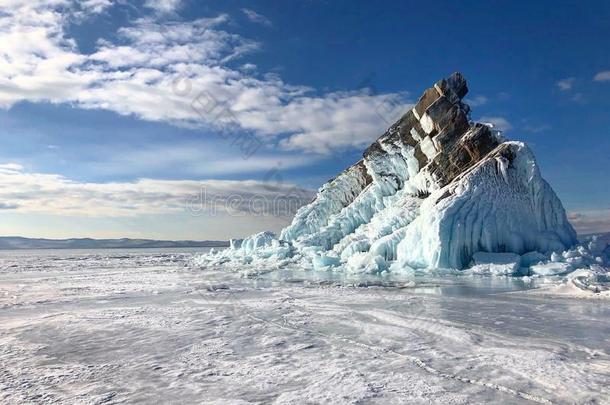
[0,237,229,250]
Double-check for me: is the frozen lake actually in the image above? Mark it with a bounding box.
[1,248,609,404]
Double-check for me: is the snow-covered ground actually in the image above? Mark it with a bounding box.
[1,248,609,404]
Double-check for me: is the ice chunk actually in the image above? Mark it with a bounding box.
[530,262,573,276]
[312,253,341,270]
[241,231,277,254]
[551,252,563,262]
[586,234,610,256]
[566,256,584,267]
[468,252,521,275]
[568,265,610,293]
[346,252,389,274]
[230,238,243,250]
[520,251,547,267]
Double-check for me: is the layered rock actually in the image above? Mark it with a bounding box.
[222,73,578,271]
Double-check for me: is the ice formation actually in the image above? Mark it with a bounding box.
[201,73,609,292]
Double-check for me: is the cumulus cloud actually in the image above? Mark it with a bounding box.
[144,0,182,14]
[556,77,575,91]
[479,116,513,132]
[278,92,410,153]
[80,0,114,14]
[241,8,272,27]
[593,71,610,82]
[0,1,410,154]
[0,163,314,217]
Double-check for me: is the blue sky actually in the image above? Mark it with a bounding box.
[0,0,609,239]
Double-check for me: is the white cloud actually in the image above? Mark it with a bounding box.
[479,116,513,132]
[523,123,551,133]
[0,163,25,172]
[80,0,114,14]
[242,8,272,27]
[87,142,321,177]
[593,71,610,82]
[464,95,488,107]
[0,1,410,154]
[144,0,182,14]
[241,63,257,72]
[556,77,575,91]
[278,92,411,153]
[0,163,314,217]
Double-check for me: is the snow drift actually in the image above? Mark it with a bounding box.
[201,73,608,291]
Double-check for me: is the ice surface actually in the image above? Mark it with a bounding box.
[1,248,609,403]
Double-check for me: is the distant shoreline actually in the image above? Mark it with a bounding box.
[0,245,227,251]
[0,237,229,251]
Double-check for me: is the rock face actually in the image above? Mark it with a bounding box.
[234,73,577,271]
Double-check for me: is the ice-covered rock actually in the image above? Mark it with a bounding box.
[204,73,583,275]
[395,141,575,269]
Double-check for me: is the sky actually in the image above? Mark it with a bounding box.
[0,0,609,240]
